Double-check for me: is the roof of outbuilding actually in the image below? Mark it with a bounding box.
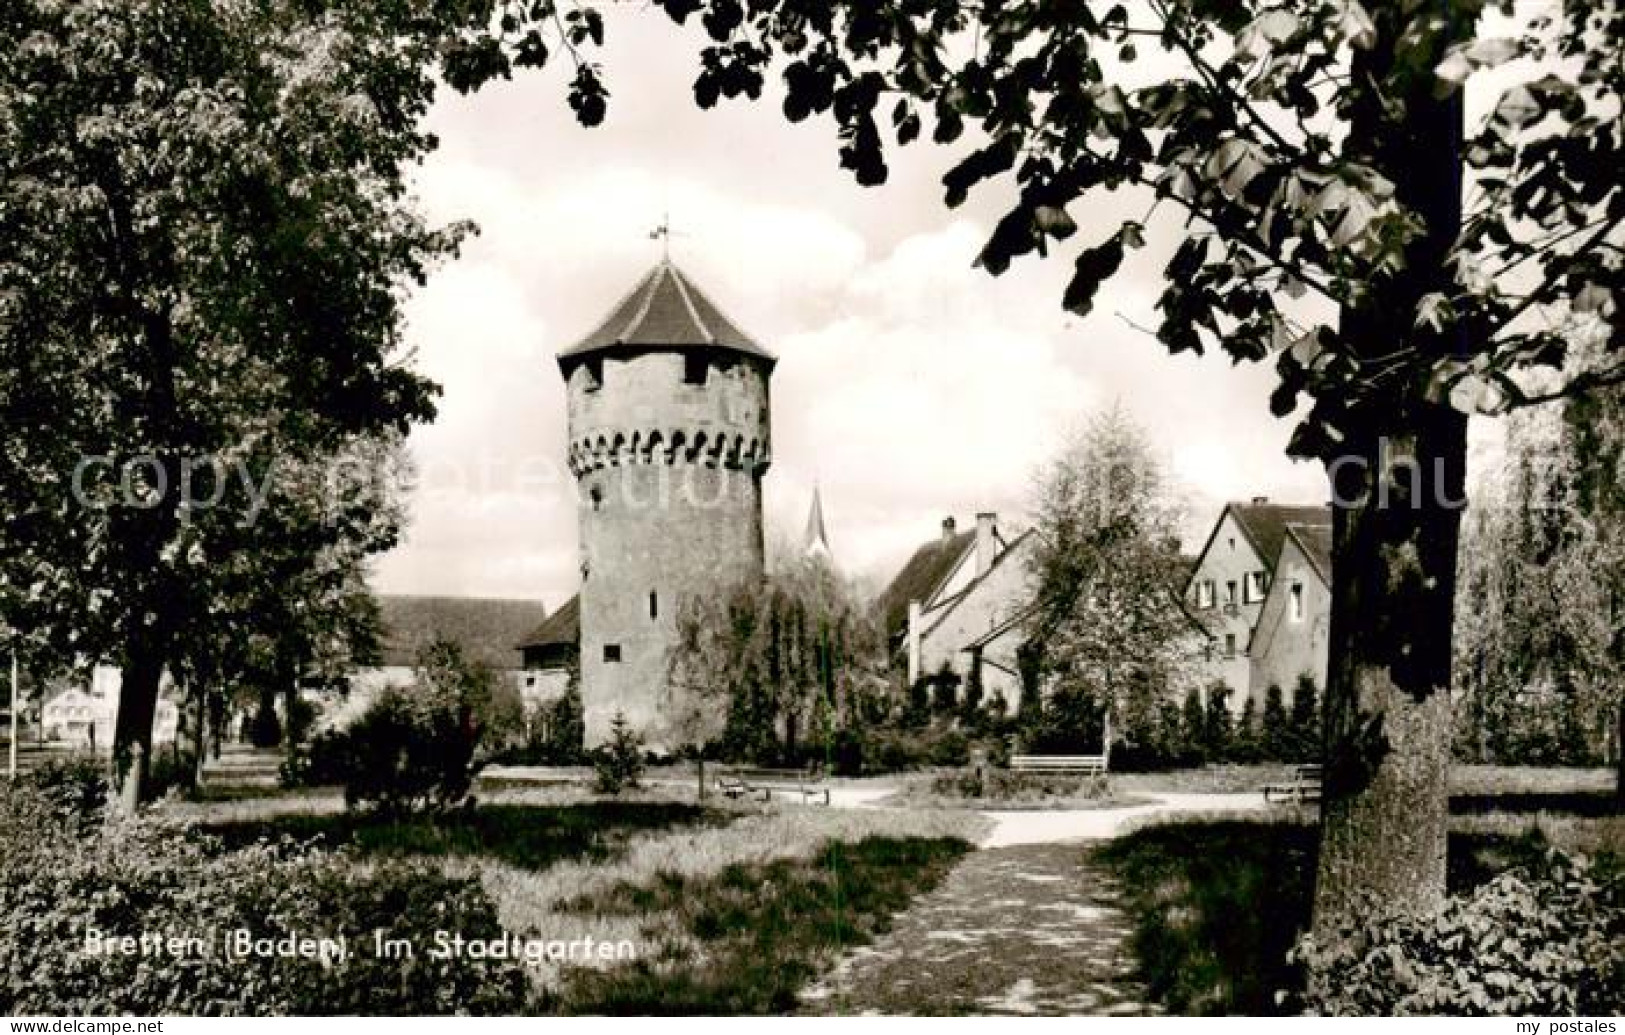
[516,593,580,651]
[375,595,548,671]
[559,260,774,364]
[875,530,975,645]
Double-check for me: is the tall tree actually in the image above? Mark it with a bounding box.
[1026,407,1201,733]
[1458,380,1624,783]
[0,0,461,806]
[443,0,1622,934]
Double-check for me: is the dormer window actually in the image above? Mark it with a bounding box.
[683,354,708,386]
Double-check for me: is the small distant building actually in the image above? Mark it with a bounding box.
[516,594,580,710]
[1183,498,1333,709]
[331,594,549,726]
[41,670,179,749]
[877,513,1034,714]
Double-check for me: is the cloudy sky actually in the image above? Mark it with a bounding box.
[371,9,1500,607]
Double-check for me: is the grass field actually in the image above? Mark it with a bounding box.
[178,781,987,1013]
[541,835,972,1013]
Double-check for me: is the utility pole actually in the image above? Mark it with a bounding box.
[9,649,18,779]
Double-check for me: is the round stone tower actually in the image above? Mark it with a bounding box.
[559,260,774,748]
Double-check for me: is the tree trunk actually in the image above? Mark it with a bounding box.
[1616,702,1623,810]
[1313,7,1468,935]
[1315,413,1467,931]
[112,637,165,813]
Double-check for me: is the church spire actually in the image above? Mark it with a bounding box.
[804,485,832,560]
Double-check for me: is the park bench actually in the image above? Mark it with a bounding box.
[1009,753,1110,777]
[714,766,831,805]
[1263,763,1323,805]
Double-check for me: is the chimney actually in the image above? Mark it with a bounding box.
[940,516,957,543]
[975,512,997,576]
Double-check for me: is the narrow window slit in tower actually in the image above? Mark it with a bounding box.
[649,591,659,620]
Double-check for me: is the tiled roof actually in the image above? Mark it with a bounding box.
[1228,502,1332,573]
[375,594,548,670]
[875,530,974,645]
[516,593,579,650]
[918,529,1033,644]
[559,260,774,363]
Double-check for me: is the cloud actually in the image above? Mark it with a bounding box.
[373,25,1330,604]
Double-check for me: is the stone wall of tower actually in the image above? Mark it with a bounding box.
[565,349,771,749]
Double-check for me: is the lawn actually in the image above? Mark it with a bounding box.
[180,782,986,1014]
[541,835,972,1013]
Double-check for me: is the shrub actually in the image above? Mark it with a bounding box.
[1287,674,1322,761]
[1180,685,1207,765]
[286,640,507,814]
[1203,681,1233,757]
[1291,847,1625,1016]
[0,786,529,1015]
[593,712,645,794]
[1261,683,1290,760]
[827,726,865,776]
[934,766,1108,803]
[19,755,108,828]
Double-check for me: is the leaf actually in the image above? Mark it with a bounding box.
[1235,9,1300,62]
[1414,293,1453,332]
[1035,205,1077,240]
[1063,237,1126,317]
[1329,190,1378,248]
[1204,137,1267,197]
[1334,1,1376,50]
[1434,38,1523,96]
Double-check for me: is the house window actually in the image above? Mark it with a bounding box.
[603,644,622,663]
[1195,580,1215,609]
[1245,571,1267,602]
[1224,633,1237,658]
[583,358,603,392]
[525,675,537,688]
[1225,581,1238,606]
[683,354,708,386]
[649,591,659,620]
[1290,582,1305,622]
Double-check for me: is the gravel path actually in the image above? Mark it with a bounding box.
[799,841,1157,1016]
[799,790,1271,1015]
[976,791,1268,847]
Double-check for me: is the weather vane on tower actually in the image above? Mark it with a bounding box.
[648,211,689,261]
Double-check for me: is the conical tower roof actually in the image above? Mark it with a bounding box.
[559,260,775,366]
[804,485,832,558]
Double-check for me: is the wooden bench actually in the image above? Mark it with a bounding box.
[715,767,830,805]
[1009,754,1109,777]
[1263,764,1323,805]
